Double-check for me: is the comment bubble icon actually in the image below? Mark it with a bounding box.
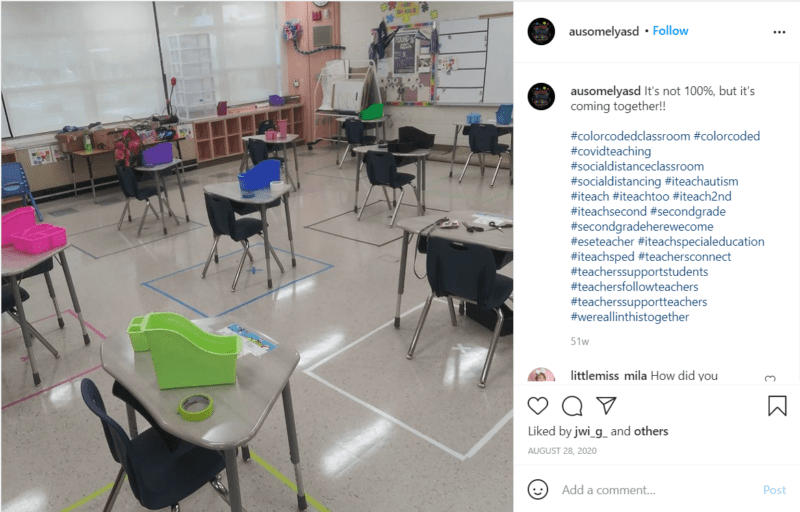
[562,396,583,416]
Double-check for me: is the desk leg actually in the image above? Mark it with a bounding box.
[175,140,185,183]
[509,130,514,185]
[154,170,168,235]
[283,196,297,267]
[260,206,273,288]
[86,157,98,203]
[415,159,423,216]
[125,403,139,438]
[160,173,180,226]
[449,125,459,177]
[292,141,301,189]
[422,157,427,214]
[10,279,41,386]
[223,449,244,512]
[282,146,297,191]
[43,271,65,328]
[335,120,341,165]
[239,150,249,174]
[395,230,410,328]
[59,251,91,345]
[176,162,190,222]
[282,382,308,510]
[69,155,78,196]
[354,152,361,214]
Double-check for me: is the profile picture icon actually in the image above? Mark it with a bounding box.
[528,18,555,46]
[528,367,555,382]
[528,83,555,111]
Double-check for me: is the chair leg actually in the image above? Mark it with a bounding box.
[231,240,250,292]
[27,192,43,222]
[102,466,126,512]
[43,271,65,328]
[338,144,351,169]
[408,292,436,359]
[479,307,505,388]
[480,154,485,176]
[357,185,374,221]
[447,297,457,326]
[241,241,254,263]
[202,235,220,278]
[389,188,405,227]
[148,200,160,219]
[459,153,474,183]
[214,244,219,263]
[170,504,180,512]
[268,242,285,273]
[117,199,130,230]
[6,310,59,358]
[491,155,504,188]
[381,186,393,210]
[136,201,151,238]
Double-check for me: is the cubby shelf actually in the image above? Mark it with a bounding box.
[191,104,305,163]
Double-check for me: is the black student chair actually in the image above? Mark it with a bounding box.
[115,164,161,238]
[202,194,284,292]
[407,238,513,387]
[458,124,511,187]
[339,119,376,169]
[81,378,226,512]
[358,151,417,227]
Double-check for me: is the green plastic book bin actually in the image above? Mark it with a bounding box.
[127,316,149,352]
[359,103,384,121]
[134,312,242,390]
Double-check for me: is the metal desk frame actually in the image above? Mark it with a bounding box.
[134,159,190,236]
[2,244,91,386]
[203,182,296,289]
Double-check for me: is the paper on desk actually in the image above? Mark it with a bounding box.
[471,212,513,226]
[217,324,278,358]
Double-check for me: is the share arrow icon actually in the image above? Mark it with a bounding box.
[596,397,617,415]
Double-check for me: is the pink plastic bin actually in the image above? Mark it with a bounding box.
[8,224,67,254]
[2,207,37,246]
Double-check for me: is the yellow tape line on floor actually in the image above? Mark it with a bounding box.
[62,455,331,512]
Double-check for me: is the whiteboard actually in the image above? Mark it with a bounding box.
[435,15,512,105]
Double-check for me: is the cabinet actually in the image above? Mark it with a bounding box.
[192,105,304,163]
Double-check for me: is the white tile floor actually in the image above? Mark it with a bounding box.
[1,145,513,511]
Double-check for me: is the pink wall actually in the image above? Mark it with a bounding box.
[285,2,341,142]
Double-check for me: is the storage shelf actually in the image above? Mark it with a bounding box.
[192,104,305,163]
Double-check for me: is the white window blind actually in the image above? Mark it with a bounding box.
[1,2,166,137]
[155,2,284,120]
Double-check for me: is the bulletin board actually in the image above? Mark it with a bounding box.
[373,21,436,106]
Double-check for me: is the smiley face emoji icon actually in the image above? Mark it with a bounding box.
[528,479,548,500]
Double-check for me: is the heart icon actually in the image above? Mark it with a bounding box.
[528,397,548,415]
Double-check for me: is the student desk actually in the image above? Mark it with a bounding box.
[352,145,430,216]
[203,182,296,289]
[134,158,190,236]
[100,317,308,512]
[449,121,513,178]
[2,244,91,386]
[68,137,186,202]
[393,211,513,328]
[239,134,302,191]
[334,116,389,165]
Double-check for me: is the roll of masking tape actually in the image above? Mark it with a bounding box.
[178,394,214,421]
[270,181,284,190]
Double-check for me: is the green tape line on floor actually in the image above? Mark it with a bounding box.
[61,477,125,512]
[250,451,332,512]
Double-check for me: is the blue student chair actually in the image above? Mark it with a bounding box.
[115,164,161,238]
[458,124,511,187]
[407,238,514,387]
[2,162,42,221]
[358,151,417,227]
[202,193,284,292]
[81,378,226,512]
[339,119,376,169]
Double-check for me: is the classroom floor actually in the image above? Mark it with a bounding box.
[1,144,513,512]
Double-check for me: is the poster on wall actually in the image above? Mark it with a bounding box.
[28,146,54,166]
[393,33,417,74]
[373,21,435,106]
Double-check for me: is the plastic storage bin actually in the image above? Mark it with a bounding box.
[2,207,36,246]
[127,316,149,352]
[141,142,173,167]
[7,224,67,254]
[136,312,242,390]
[495,104,513,125]
[238,160,281,193]
[466,113,482,124]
